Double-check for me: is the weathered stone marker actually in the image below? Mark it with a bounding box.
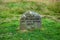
[20,11,41,30]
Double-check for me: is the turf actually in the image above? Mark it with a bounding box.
[0,1,60,40]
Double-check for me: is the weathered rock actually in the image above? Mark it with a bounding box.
[20,11,41,30]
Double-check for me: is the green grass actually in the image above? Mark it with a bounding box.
[0,1,60,40]
[0,18,60,40]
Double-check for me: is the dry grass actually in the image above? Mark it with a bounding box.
[1,0,57,4]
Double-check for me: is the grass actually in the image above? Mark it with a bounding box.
[0,1,60,40]
[0,18,60,40]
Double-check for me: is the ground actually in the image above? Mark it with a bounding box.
[0,1,60,40]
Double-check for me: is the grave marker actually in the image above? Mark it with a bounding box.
[20,11,41,30]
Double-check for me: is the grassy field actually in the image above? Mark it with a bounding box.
[0,1,60,40]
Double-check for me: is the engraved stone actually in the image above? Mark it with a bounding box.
[20,11,41,30]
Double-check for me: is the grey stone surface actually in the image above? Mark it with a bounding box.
[20,11,41,30]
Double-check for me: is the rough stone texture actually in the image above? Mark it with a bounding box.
[20,11,41,30]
